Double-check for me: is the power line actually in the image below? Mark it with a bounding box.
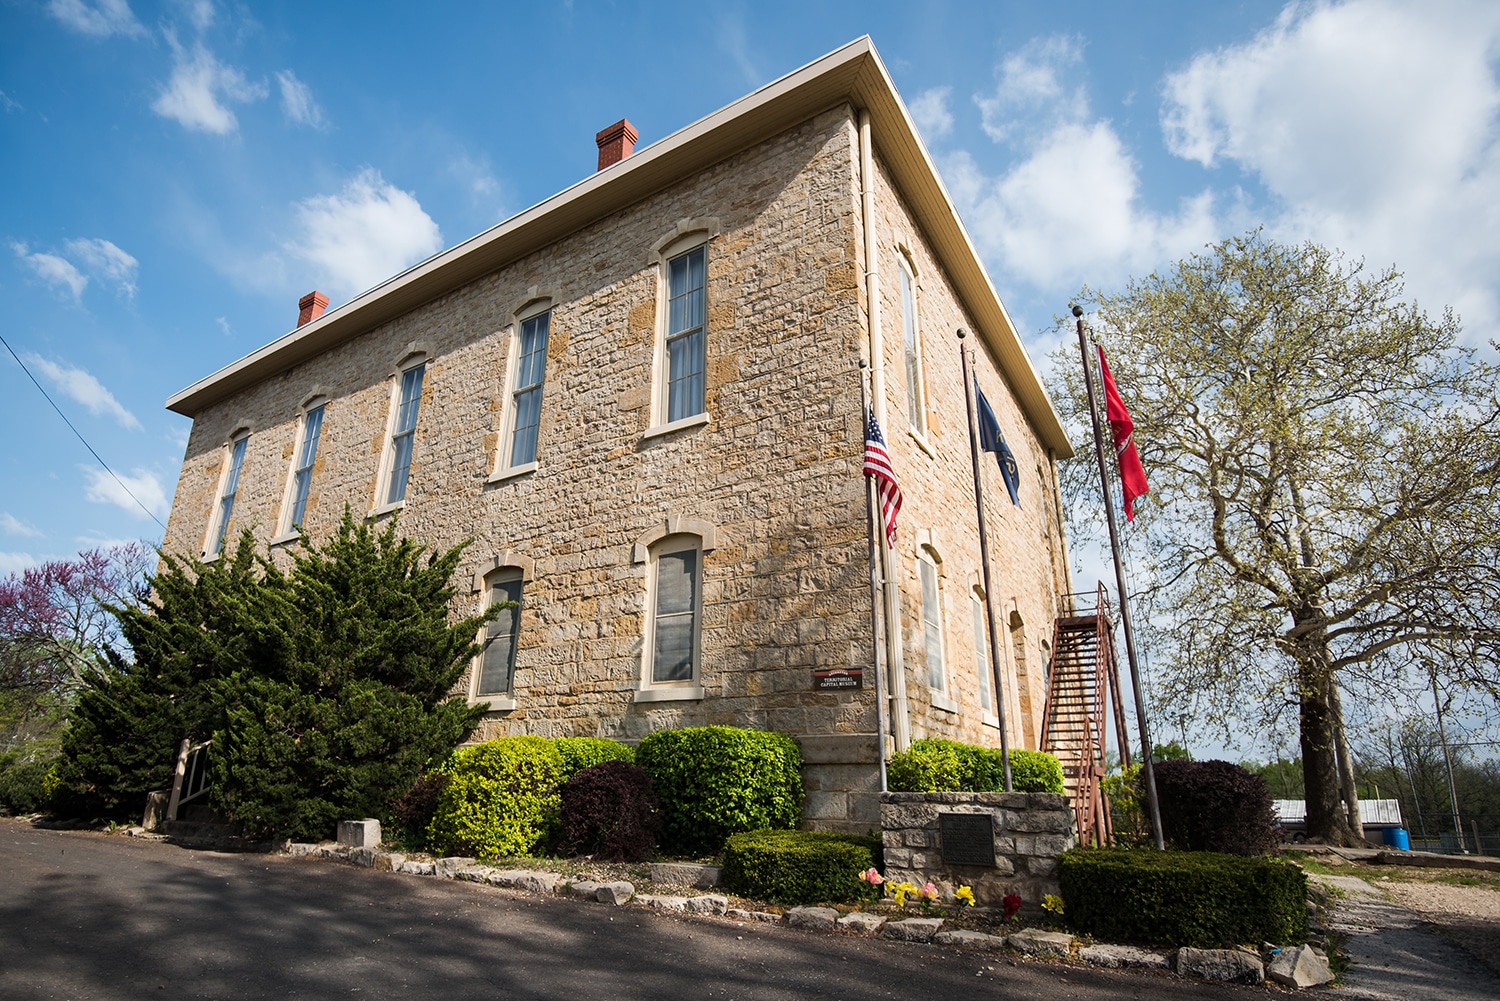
[0,333,169,532]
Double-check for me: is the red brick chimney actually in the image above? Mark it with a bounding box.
[595,119,638,171]
[297,290,328,327]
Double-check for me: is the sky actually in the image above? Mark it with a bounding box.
[4,1,1500,753]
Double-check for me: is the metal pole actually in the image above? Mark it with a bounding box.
[1431,665,1467,852]
[859,361,890,793]
[1074,306,1165,850]
[958,330,1013,792]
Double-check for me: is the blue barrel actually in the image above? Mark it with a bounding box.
[1383,827,1411,850]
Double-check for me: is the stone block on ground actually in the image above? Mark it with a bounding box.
[649,862,723,888]
[595,881,634,905]
[337,819,381,848]
[487,870,559,894]
[373,852,405,872]
[1177,947,1265,984]
[434,857,477,878]
[1267,945,1334,988]
[728,908,781,923]
[882,918,944,942]
[350,847,377,868]
[1078,944,1171,969]
[1006,929,1074,956]
[643,894,688,911]
[567,880,601,899]
[837,912,887,934]
[454,866,494,883]
[786,906,839,930]
[286,843,320,857]
[684,894,728,915]
[932,929,1006,949]
[399,860,436,876]
[316,845,350,861]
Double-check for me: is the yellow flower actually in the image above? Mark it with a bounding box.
[954,886,976,906]
[1042,893,1065,915]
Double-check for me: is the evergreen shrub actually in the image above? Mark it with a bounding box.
[636,726,803,855]
[427,736,563,857]
[887,738,1064,794]
[554,737,634,782]
[722,829,882,904]
[556,760,660,861]
[0,758,51,814]
[1058,847,1307,947]
[1153,759,1281,855]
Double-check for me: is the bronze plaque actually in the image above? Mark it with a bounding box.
[939,812,996,866]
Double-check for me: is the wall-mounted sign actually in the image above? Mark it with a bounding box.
[813,668,862,691]
[939,812,996,866]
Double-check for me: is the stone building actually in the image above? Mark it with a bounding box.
[162,37,1075,832]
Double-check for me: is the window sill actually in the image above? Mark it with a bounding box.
[908,428,937,459]
[367,499,406,520]
[200,551,222,564]
[642,412,710,441]
[931,692,959,714]
[487,461,538,485]
[269,531,301,548]
[632,684,704,703]
[470,695,517,711]
[982,713,1001,729]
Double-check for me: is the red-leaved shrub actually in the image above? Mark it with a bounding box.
[557,760,661,861]
[1153,759,1280,856]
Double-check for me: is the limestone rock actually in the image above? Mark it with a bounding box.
[1078,944,1171,969]
[336,819,381,848]
[454,866,494,883]
[882,918,944,943]
[488,870,559,894]
[932,929,1006,949]
[595,881,634,905]
[643,894,688,911]
[837,912,887,934]
[399,860,436,876]
[434,857,477,878]
[350,847,378,868]
[685,894,728,915]
[786,906,839,930]
[728,908,781,923]
[567,879,601,899]
[1006,929,1074,957]
[1267,945,1334,988]
[286,843,321,857]
[649,862,723,888]
[372,852,405,871]
[1177,946,1265,984]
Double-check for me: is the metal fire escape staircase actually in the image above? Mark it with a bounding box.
[1041,583,1133,847]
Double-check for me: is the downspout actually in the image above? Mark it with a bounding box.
[860,108,910,752]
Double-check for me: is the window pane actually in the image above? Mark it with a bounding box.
[652,549,697,683]
[901,266,923,432]
[517,313,550,389]
[919,561,943,691]
[510,386,541,465]
[210,437,248,556]
[289,468,312,529]
[653,614,695,682]
[665,245,707,423]
[656,551,696,613]
[973,599,992,711]
[479,578,523,695]
[387,432,413,504]
[395,366,424,434]
[298,406,324,468]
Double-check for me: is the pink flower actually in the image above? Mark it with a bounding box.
[921,881,939,901]
[859,868,884,885]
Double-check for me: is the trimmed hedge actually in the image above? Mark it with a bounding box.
[722,829,881,904]
[1153,759,1280,856]
[426,737,563,857]
[554,737,634,782]
[1058,847,1308,947]
[557,760,660,861]
[0,759,52,814]
[887,738,1064,794]
[636,726,803,855]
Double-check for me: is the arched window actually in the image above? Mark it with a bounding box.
[632,515,717,702]
[470,553,535,710]
[374,345,429,512]
[276,393,326,540]
[204,424,250,559]
[647,219,719,435]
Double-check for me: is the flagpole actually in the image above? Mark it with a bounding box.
[859,361,891,793]
[958,330,1014,792]
[1073,305,1165,850]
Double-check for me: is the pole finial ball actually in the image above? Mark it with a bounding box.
[956,327,967,339]
[1070,304,1084,318]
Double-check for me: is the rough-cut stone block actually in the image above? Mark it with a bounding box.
[933,929,1007,949]
[685,894,728,915]
[1007,929,1074,956]
[1267,946,1333,988]
[649,862,723,888]
[1078,944,1171,969]
[786,906,839,930]
[454,866,493,883]
[567,879,601,899]
[728,908,782,923]
[489,870,559,894]
[434,857,477,878]
[1032,834,1074,856]
[286,843,320,857]
[337,819,382,848]
[398,860,436,875]
[1177,947,1265,984]
[837,911,887,933]
[350,847,377,867]
[595,881,634,905]
[882,918,944,942]
[316,846,350,860]
[643,894,688,911]
[372,852,405,871]
[882,847,913,868]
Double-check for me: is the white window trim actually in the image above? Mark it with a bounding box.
[272,392,327,546]
[468,553,535,710]
[370,345,429,519]
[915,531,953,712]
[896,247,929,440]
[202,423,252,562]
[490,293,556,480]
[971,588,1000,729]
[631,516,717,702]
[646,218,720,436]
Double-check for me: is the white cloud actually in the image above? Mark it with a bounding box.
[0,552,39,576]
[276,70,325,128]
[82,466,168,520]
[286,168,443,298]
[186,0,214,31]
[1160,0,1500,337]
[12,242,88,299]
[64,237,138,297]
[0,91,20,113]
[152,40,267,134]
[24,353,143,430]
[448,155,498,198]
[948,36,1218,291]
[1,513,44,538]
[910,87,954,141]
[215,316,232,336]
[46,0,145,38]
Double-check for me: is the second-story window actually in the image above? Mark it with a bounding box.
[208,434,248,558]
[665,244,706,423]
[899,259,926,436]
[285,404,324,532]
[507,310,551,467]
[386,363,424,505]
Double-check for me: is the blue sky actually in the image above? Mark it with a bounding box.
[4,1,1500,752]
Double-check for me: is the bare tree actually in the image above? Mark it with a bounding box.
[1050,233,1500,846]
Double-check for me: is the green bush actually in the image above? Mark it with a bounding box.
[1058,847,1308,947]
[722,829,881,904]
[427,737,563,857]
[554,737,634,782]
[636,726,803,855]
[0,758,52,814]
[887,738,1064,794]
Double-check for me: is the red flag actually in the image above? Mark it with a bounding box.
[1097,347,1149,521]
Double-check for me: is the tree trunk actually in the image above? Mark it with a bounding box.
[1328,678,1366,843]
[1297,647,1364,846]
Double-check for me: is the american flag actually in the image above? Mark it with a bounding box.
[863,409,902,547]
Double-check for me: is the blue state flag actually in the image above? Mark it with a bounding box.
[975,381,1021,506]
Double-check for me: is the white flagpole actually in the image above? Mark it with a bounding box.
[859,361,890,792]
